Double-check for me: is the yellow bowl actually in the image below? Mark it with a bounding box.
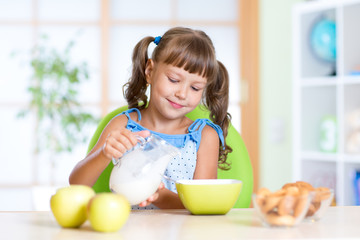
[175,179,242,215]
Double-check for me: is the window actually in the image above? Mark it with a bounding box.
[0,0,241,210]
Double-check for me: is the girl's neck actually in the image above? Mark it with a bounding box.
[139,107,192,135]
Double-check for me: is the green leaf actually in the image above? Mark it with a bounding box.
[16,36,98,155]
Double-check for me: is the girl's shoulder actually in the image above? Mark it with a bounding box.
[106,112,128,128]
[201,124,219,136]
[104,108,140,132]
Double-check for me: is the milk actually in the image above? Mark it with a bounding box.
[110,177,161,205]
[109,150,171,205]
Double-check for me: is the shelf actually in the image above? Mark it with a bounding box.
[293,0,360,206]
[301,76,337,87]
[301,151,338,162]
[343,75,360,84]
[300,152,360,164]
[300,74,360,86]
[344,154,360,163]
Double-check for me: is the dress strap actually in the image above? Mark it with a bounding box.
[188,119,225,149]
[114,108,141,121]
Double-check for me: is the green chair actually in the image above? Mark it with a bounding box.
[87,105,253,208]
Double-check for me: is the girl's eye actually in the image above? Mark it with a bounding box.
[168,77,177,83]
[191,86,200,91]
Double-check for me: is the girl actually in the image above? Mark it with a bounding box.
[69,27,232,209]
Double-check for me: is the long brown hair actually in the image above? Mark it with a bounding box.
[124,27,232,170]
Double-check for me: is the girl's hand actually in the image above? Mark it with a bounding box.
[102,129,150,160]
[138,182,165,207]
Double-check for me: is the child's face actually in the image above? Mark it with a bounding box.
[145,60,207,120]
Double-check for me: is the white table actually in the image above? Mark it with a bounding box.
[1,206,359,239]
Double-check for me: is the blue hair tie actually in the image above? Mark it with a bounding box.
[154,36,161,45]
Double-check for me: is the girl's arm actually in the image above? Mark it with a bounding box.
[142,125,220,209]
[69,115,149,187]
[192,125,219,179]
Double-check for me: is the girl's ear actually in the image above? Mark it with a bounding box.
[145,59,154,84]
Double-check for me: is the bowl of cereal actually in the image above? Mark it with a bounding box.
[284,182,334,221]
[306,187,334,221]
[253,186,312,227]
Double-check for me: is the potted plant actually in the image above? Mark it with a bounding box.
[18,37,98,186]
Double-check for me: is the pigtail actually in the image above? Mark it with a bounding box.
[205,60,232,170]
[123,36,154,109]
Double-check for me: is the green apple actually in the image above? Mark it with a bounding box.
[87,193,130,232]
[50,185,95,228]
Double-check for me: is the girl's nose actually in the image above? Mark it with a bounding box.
[175,85,187,99]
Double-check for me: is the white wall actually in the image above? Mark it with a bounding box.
[259,0,304,191]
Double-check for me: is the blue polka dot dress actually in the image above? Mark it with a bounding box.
[116,108,224,209]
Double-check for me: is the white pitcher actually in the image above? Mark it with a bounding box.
[109,134,181,205]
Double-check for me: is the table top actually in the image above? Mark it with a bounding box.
[1,206,360,239]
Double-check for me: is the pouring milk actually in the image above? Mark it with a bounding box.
[109,134,180,205]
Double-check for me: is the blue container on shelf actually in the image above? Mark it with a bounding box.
[354,170,360,206]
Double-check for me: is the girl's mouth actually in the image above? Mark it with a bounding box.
[168,99,184,109]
